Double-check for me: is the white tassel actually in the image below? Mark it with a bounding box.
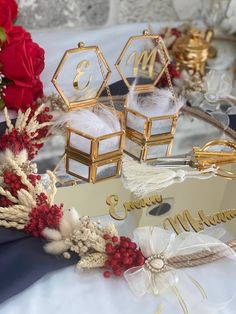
[122,156,217,197]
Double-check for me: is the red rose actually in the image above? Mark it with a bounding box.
[6,0,18,20]
[0,0,17,32]
[0,26,45,111]
[5,25,31,43]
[3,80,43,111]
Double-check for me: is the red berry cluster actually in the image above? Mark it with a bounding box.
[24,193,63,237]
[0,104,53,160]
[24,103,53,150]
[1,169,63,237]
[0,128,37,160]
[28,174,41,187]
[1,171,41,205]
[103,235,145,278]
[0,196,12,207]
[3,170,27,197]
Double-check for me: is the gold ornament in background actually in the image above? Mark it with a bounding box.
[172,28,213,76]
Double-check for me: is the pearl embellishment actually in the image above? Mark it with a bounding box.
[145,254,167,273]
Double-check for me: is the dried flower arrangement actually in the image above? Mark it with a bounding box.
[0,104,236,313]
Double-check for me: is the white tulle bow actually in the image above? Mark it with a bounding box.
[124,227,236,313]
[204,70,236,105]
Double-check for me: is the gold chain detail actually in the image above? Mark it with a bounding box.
[157,36,177,104]
[97,50,115,109]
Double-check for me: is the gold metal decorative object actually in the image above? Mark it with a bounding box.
[115,30,179,161]
[172,28,213,76]
[52,42,125,183]
[163,208,236,235]
[52,42,111,111]
[153,139,236,180]
[107,193,162,220]
[193,140,236,179]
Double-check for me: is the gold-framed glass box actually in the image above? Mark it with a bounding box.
[52,42,125,183]
[115,30,179,161]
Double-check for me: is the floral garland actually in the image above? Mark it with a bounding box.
[1,106,236,314]
[0,105,53,212]
[0,0,44,111]
[0,107,145,277]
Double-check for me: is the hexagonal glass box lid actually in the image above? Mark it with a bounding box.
[115,30,170,92]
[52,42,111,111]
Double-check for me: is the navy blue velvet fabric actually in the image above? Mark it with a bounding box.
[0,228,77,304]
[0,119,77,304]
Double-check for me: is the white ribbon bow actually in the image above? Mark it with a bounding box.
[204,70,236,107]
[124,227,236,313]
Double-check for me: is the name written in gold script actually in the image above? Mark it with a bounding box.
[73,60,92,91]
[163,208,236,235]
[126,48,158,78]
[107,194,162,220]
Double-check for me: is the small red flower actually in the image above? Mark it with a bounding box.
[24,193,63,237]
[0,129,36,160]
[3,170,27,197]
[0,196,12,207]
[0,105,52,160]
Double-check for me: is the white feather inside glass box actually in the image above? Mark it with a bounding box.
[52,42,125,183]
[115,30,184,161]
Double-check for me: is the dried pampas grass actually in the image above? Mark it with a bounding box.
[43,207,119,269]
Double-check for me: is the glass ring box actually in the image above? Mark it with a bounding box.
[52,42,125,183]
[115,30,179,161]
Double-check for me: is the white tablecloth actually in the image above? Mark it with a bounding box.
[1,259,236,314]
[1,214,236,314]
